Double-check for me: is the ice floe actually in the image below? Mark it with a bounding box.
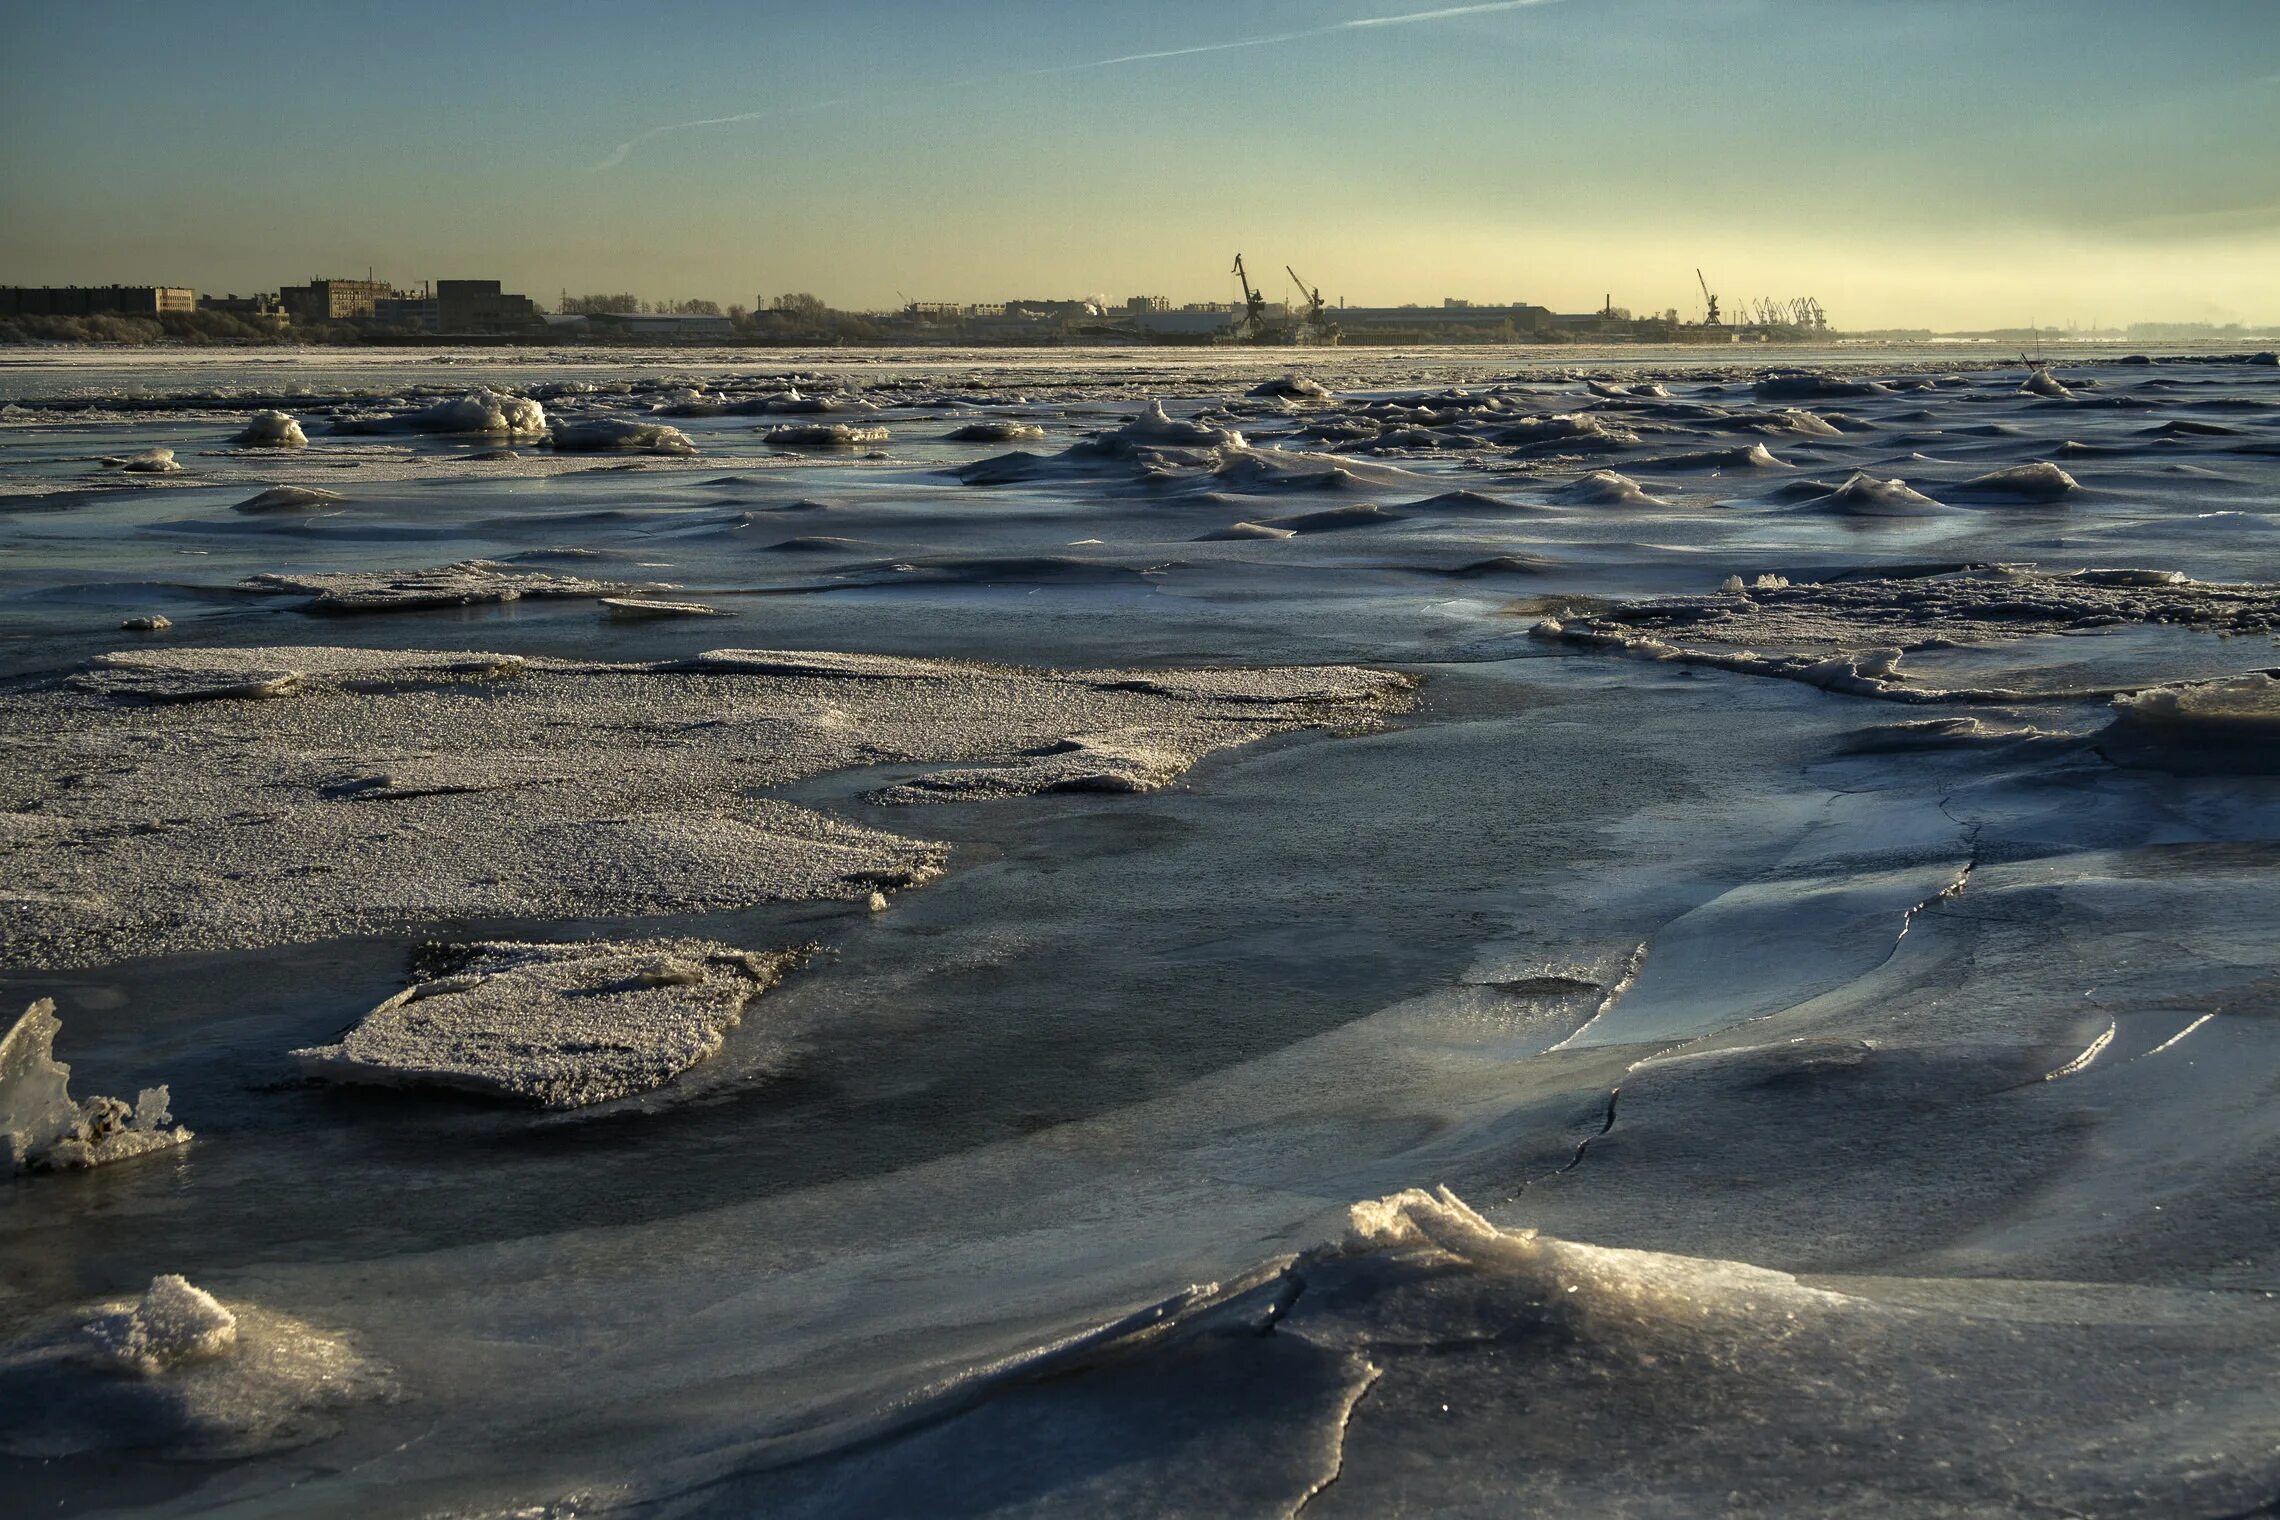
[294,938,809,1107]
[871,730,1194,803]
[76,644,528,701]
[1534,567,2280,701]
[7,646,1410,966]
[244,559,652,612]
[601,596,730,620]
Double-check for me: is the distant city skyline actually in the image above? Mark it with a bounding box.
[2,0,2275,329]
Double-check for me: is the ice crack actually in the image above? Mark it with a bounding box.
[1286,1360,1384,1520]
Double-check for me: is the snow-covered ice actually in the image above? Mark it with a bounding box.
[294,938,810,1107]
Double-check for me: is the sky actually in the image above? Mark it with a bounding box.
[1,0,2275,329]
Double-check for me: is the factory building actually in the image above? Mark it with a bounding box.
[0,285,196,317]
[435,280,541,333]
[279,277,394,322]
[374,295,440,332]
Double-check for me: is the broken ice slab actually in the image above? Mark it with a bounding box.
[1,999,191,1173]
[293,938,812,1108]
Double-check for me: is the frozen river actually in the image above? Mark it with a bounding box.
[2,343,2277,1517]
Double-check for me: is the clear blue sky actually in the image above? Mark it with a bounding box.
[3,0,2274,325]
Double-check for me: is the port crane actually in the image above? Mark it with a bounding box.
[1230,254,1270,342]
[1285,265,1341,345]
[1286,265,1324,326]
[1696,268,1722,326]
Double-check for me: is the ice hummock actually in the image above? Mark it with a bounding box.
[1336,1184,1851,1320]
[946,419,1046,443]
[1108,399,1245,449]
[1799,471,1947,516]
[1960,460,2081,501]
[1556,469,1669,508]
[234,484,343,513]
[83,1276,239,1376]
[0,1278,391,1459]
[763,422,889,448]
[233,410,308,448]
[1,999,191,1173]
[331,388,548,437]
[1249,374,1334,401]
[2020,368,2076,399]
[551,417,699,454]
[2100,673,2280,774]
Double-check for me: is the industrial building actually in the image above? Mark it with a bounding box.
[273,276,541,331]
[374,295,439,332]
[1130,306,1253,339]
[0,285,195,317]
[279,277,393,322]
[436,279,541,333]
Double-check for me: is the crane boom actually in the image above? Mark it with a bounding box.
[1286,265,1324,321]
[1229,253,1268,340]
[1232,254,1259,307]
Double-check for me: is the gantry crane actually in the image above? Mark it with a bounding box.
[1696,268,1722,326]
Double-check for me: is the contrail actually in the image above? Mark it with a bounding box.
[591,0,1563,171]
